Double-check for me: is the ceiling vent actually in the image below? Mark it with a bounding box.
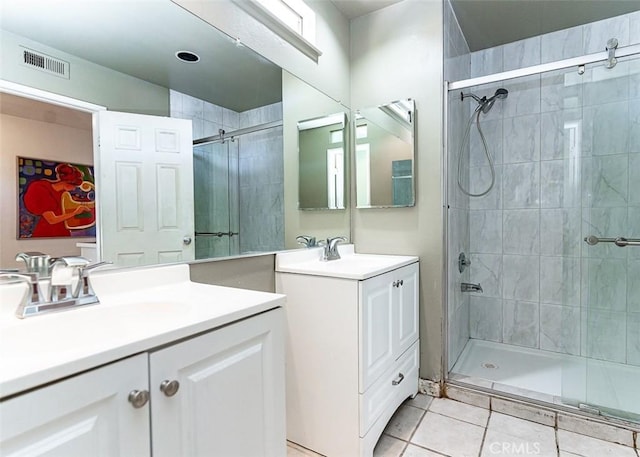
[21,47,70,79]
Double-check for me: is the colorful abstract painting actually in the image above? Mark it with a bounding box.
[18,157,96,239]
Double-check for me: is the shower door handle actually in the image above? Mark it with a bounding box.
[584,235,640,247]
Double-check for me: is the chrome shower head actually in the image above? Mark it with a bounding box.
[461,88,508,114]
[493,88,509,99]
[480,88,508,113]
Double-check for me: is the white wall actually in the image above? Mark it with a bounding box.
[0,30,169,115]
[350,0,445,381]
[0,113,94,268]
[282,71,350,247]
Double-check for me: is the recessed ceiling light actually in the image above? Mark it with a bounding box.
[175,51,200,63]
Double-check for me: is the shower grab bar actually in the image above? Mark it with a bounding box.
[195,231,239,237]
[584,235,640,247]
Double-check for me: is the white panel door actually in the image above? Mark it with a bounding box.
[395,263,419,357]
[359,272,394,393]
[0,354,149,457]
[96,111,194,267]
[149,309,286,457]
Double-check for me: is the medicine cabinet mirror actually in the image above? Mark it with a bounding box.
[297,112,347,210]
[355,98,415,208]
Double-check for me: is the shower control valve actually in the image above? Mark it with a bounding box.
[458,252,471,273]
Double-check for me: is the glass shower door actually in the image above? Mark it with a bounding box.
[193,141,240,259]
[561,54,640,422]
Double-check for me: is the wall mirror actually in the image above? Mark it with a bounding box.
[354,98,415,208]
[297,112,347,210]
[0,0,350,269]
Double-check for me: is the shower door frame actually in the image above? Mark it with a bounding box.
[442,42,640,422]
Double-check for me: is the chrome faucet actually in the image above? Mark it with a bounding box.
[5,253,112,319]
[461,282,483,293]
[321,236,347,261]
[296,235,317,248]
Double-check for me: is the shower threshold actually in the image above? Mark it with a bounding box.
[450,339,640,423]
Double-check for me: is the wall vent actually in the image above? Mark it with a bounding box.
[20,47,70,79]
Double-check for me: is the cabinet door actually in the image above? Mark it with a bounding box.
[359,272,395,393]
[395,262,419,357]
[149,308,285,457]
[0,354,150,457]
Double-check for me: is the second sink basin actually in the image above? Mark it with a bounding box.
[275,245,418,280]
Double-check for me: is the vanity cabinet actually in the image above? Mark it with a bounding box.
[277,261,419,457]
[360,263,419,393]
[150,309,285,457]
[0,309,285,457]
[0,354,150,456]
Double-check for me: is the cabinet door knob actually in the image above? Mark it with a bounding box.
[160,379,180,397]
[399,279,404,286]
[128,389,150,408]
[392,280,398,287]
[391,373,405,386]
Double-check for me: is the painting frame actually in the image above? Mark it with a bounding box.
[17,156,96,239]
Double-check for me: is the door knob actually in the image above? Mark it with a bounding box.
[128,389,150,408]
[183,236,192,245]
[160,379,180,397]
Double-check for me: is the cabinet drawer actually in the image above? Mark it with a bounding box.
[359,341,419,437]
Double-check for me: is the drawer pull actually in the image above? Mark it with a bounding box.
[391,373,405,386]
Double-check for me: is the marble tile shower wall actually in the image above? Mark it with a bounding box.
[170,90,284,257]
[445,0,472,370]
[237,105,284,254]
[465,11,640,367]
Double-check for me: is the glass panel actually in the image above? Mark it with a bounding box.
[446,53,640,425]
[564,54,640,422]
[193,142,236,259]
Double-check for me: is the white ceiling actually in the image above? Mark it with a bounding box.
[0,0,282,112]
[330,0,640,51]
[0,92,92,130]
[330,0,404,20]
[450,0,640,51]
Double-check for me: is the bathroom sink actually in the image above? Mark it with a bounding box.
[275,244,418,280]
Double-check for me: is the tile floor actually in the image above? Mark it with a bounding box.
[286,395,639,457]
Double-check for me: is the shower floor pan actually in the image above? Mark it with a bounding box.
[451,339,640,421]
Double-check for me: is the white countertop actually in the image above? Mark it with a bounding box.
[275,245,418,280]
[0,264,285,399]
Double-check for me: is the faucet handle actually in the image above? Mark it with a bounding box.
[0,273,39,319]
[327,236,347,249]
[78,261,113,297]
[55,256,91,268]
